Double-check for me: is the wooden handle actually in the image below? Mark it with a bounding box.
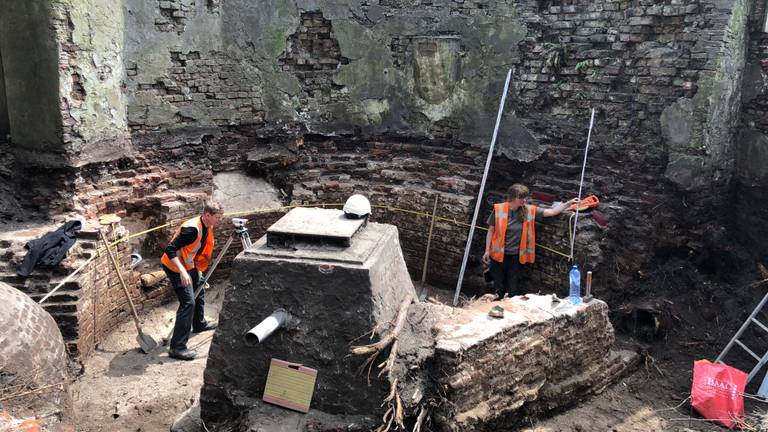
[99,230,141,325]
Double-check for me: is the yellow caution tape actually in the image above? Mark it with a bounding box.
[39,199,574,304]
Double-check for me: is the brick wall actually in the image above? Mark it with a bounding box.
[432,298,633,430]
[0,220,173,362]
[127,51,265,132]
[14,0,758,307]
[0,281,70,419]
[736,3,768,257]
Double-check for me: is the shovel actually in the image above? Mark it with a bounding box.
[99,230,159,354]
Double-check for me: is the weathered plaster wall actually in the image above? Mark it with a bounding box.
[52,0,131,166]
[125,0,526,141]
[124,0,228,130]
[736,0,768,257]
[0,0,63,162]
[0,0,132,219]
[5,0,756,301]
[111,0,757,300]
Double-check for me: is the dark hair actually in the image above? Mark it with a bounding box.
[203,200,224,215]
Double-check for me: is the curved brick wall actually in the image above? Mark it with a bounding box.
[0,281,71,419]
[0,0,764,306]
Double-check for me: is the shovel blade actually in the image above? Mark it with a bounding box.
[137,332,159,354]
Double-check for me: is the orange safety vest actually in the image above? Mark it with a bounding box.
[489,203,537,264]
[160,216,215,273]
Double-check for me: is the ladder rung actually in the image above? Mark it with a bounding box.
[752,318,768,333]
[735,340,761,361]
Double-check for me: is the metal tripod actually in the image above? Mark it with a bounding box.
[164,223,253,345]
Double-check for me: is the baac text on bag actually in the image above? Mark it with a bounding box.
[691,360,748,429]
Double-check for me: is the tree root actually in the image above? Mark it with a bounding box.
[412,405,428,432]
[351,294,413,357]
[350,294,414,431]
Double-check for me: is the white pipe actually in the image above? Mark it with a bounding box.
[570,108,596,260]
[245,309,288,344]
[453,69,513,306]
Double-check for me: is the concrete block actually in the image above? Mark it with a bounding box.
[201,213,416,421]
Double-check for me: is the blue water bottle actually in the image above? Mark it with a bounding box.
[569,264,581,305]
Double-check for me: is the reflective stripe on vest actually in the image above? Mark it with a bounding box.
[160,217,215,273]
[489,203,509,263]
[519,205,537,264]
[181,218,202,269]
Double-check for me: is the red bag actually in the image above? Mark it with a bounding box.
[691,360,748,428]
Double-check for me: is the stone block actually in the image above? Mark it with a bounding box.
[431,296,636,431]
[201,214,416,421]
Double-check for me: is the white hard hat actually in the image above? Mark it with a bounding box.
[343,194,371,219]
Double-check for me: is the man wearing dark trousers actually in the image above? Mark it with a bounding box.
[161,201,224,360]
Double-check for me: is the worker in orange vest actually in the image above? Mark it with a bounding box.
[482,184,577,299]
[161,201,225,360]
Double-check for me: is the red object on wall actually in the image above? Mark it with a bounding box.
[691,360,748,429]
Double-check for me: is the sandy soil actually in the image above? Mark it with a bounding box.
[71,284,767,432]
[71,287,225,432]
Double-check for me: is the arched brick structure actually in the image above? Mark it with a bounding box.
[0,281,71,421]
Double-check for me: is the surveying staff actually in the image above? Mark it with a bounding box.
[482,184,577,299]
[161,201,224,361]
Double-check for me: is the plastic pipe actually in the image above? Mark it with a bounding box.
[245,309,288,344]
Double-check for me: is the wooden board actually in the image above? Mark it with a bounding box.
[263,358,318,413]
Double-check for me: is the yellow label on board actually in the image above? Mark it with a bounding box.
[263,359,317,412]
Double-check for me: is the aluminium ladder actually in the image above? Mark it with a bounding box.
[715,290,768,384]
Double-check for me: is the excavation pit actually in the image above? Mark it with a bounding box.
[198,208,637,431]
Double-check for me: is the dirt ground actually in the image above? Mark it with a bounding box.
[71,286,225,432]
[71,281,768,432]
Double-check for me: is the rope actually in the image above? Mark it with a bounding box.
[570,108,596,260]
[35,200,573,304]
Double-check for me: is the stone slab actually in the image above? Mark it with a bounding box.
[247,219,386,265]
[434,294,591,353]
[266,207,366,248]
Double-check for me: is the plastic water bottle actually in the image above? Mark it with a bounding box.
[569,264,581,305]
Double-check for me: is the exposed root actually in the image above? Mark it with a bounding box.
[350,294,413,357]
[350,294,414,431]
[376,406,395,432]
[378,340,399,378]
[412,405,428,432]
[395,392,404,428]
[0,380,68,402]
[385,379,398,403]
[352,294,414,382]
[643,352,665,377]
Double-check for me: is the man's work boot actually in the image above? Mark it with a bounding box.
[169,348,197,361]
[193,321,218,333]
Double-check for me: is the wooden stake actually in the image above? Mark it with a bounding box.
[420,195,439,287]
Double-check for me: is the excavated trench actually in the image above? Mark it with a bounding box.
[0,135,767,431]
[2,0,768,430]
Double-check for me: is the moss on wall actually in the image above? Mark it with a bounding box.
[125,0,527,142]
